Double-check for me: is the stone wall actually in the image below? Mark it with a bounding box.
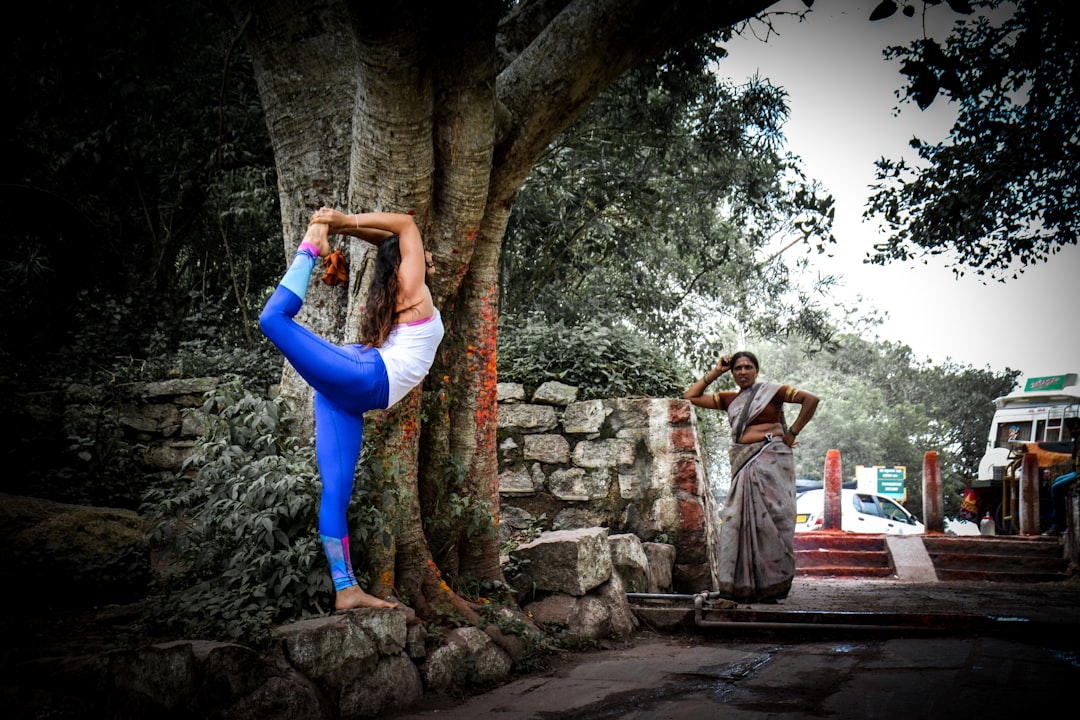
[65,376,219,473]
[50,376,723,591]
[496,380,721,593]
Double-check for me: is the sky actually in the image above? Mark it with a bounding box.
[715,1,1079,384]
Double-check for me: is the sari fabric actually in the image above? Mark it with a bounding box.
[716,381,797,602]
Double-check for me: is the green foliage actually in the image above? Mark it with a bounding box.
[61,401,150,509]
[480,603,559,674]
[501,36,840,368]
[0,376,152,509]
[759,335,1019,519]
[867,0,1078,277]
[1,0,281,389]
[424,453,498,586]
[498,312,688,400]
[141,377,383,644]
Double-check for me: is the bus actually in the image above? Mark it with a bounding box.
[972,374,1078,533]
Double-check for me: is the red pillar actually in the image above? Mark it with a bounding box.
[922,451,944,534]
[823,449,843,532]
[1019,452,1040,535]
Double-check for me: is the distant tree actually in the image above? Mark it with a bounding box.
[763,338,927,486]
[762,335,1018,518]
[907,361,1019,513]
[866,0,1078,278]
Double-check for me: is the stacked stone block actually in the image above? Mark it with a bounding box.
[497,381,721,592]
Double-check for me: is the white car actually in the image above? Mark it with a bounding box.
[794,489,925,535]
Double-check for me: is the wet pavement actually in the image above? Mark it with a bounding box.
[387,575,1080,720]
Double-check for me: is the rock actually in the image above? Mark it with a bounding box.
[643,542,676,594]
[532,381,579,406]
[497,382,526,403]
[510,527,613,596]
[523,572,636,640]
[421,626,512,692]
[608,533,650,593]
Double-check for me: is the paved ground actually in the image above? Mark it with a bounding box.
[386,575,1080,720]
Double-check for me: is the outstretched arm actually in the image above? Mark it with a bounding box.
[310,207,395,245]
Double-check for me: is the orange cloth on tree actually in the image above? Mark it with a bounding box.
[321,248,348,287]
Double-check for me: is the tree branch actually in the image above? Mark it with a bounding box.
[494,0,777,187]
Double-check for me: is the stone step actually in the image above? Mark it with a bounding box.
[796,549,891,569]
[922,535,1069,582]
[794,533,886,552]
[927,551,1068,573]
[794,532,892,578]
[792,532,1072,582]
[921,535,1063,558]
[795,565,894,579]
[934,568,1072,583]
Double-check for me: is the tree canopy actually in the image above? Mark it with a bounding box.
[500,38,838,368]
[0,0,282,386]
[866,0,1078,278]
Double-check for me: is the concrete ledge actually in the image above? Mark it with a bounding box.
[885,535,938,582]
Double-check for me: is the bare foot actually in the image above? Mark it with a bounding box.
[311,206,351,235]
[303,221,330,257]
[335,585,400,611]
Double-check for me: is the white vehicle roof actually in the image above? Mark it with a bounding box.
[993,373,1080,409]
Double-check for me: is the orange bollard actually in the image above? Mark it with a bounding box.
[823,449,843,532]
[1019,452,1040,535]
[922,451,944,534]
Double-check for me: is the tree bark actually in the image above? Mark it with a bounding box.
[227,0,778,624]
[230,0,359,426]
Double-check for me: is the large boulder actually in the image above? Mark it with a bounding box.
[509,527,613,596]
[421,626,512,693]
[608,533,651,593]
[0,493,150,609]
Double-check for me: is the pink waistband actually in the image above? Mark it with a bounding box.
[395,313,435,328]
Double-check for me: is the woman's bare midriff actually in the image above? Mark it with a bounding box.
[393,307,434,325]
[740,421,785,444]
[394,286,434,325]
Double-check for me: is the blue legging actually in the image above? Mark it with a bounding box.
[259,251,389,590]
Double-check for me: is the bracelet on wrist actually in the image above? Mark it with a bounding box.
[789,428,799,437]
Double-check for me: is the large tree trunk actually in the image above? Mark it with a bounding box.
[234,0,358,426]
[228,0,776,624]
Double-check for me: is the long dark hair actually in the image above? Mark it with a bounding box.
[360,234,402,347]
[731,351,760,371]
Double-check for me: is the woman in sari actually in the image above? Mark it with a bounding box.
[684,351,819,602]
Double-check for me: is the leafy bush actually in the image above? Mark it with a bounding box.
[497,312,688,399]
[142,376,385,644]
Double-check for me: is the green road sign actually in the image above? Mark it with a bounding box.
[876,467,906,497]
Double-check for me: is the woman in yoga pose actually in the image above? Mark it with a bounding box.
[259,207,443,611]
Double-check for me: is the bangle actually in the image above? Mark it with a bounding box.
[355,213,359,228]
[789,428,799,437]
